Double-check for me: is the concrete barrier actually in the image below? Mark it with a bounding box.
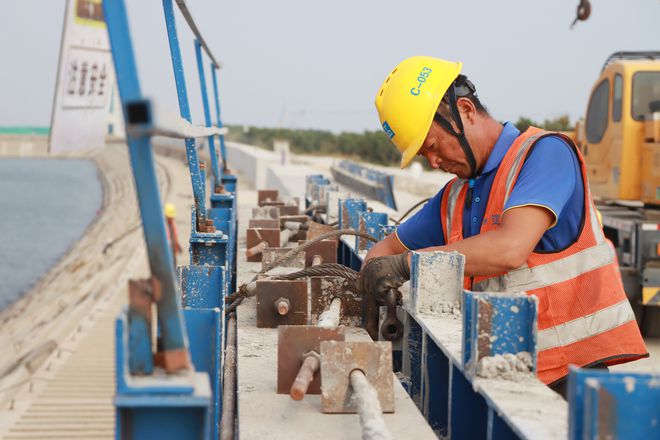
[226,142,318,200]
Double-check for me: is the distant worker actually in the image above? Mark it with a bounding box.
[359,56,648,396]
[164,203,182,266]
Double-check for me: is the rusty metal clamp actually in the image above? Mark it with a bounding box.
[380,288,403,341]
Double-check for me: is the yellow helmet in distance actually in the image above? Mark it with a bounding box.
[164,203,176,219]
[375,56,462,168]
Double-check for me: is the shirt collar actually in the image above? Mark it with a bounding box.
[478,122,520,177]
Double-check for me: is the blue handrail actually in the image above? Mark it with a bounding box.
[161,0,207,228]
[194,39,222,188]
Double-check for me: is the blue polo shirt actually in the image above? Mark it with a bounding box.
[396,122,584,252]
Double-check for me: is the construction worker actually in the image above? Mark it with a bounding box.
[359,56,648,397]
[164,203,182,267]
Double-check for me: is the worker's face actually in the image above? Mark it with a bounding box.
[417,120,472,178]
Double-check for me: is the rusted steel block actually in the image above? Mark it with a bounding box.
[262,247,305,270]
[278,205,299,216]
[252,206,280,220]
[277,325,345,395]
[302,239,337,267]
[310,277,360,327]
[320,341,394,413]
[249,219,279,229]
[258,189,280,206]
[246,228,280,262]
[306,222,335,240]
[256,280,308,328]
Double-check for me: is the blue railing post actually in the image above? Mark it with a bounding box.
[104,0,190,369]
[161,0,207,229]
[194,39,222,189]
[211,64,228,169]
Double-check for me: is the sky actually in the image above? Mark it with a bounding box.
[0,0,658,133]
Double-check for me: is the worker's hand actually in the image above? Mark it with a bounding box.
[357,253,410,304]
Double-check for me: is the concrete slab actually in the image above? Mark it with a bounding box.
[235,179,436,439]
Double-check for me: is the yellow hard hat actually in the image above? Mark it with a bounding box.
[375,56,462,168]
[164,203,176,219]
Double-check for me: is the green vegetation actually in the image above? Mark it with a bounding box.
[225,125,399,166]
[0,126,49,135]
[226,114,574,167]
[514,114,573,133]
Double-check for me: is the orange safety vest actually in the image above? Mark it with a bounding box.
[440,127,648,384]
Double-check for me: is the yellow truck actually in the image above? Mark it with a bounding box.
[576,51,660,335]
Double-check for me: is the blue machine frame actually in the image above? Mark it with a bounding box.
[105,1,237,438]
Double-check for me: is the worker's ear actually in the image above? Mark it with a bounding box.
[456,97,477,124]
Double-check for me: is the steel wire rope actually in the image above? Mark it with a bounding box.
[224,229,376,314]
[390,197,431,225]
[174,0,221,68]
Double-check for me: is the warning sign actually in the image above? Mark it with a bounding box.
[49,0,123,153]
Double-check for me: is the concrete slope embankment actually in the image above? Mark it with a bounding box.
[0,143,178,432]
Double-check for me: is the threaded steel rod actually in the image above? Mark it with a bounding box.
[289,351,320,401]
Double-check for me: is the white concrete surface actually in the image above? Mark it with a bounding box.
[234,183,437,440]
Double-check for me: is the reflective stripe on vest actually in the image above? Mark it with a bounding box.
[503,133,545,204]
[440,127,647,383]
[537,299,636,351]
[473,240,614,292]
[444,178,465,240]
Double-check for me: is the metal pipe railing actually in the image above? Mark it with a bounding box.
[220,313,237,440]
[161,0,207,229]
[174,0,221,68]
[210,65,228,170]
[194,39,222,189]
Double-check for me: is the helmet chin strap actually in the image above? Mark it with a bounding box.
[432,85,478,179]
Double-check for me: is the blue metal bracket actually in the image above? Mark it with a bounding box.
[115,312,211,440]
[305,174,330,208]
[462,291,538,376]
[183,308,223,437]
[179,265,226,309]
[357,211,388,251]
[339,198,367,230]
[209,193,237,291]
[194,39,222,188]
[568,367,660,439]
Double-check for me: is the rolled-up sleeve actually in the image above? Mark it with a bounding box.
[504,136,579,229]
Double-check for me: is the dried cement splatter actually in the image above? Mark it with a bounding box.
[425,300,461,319]
[412,251,464,316]
[477,352,533,382]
